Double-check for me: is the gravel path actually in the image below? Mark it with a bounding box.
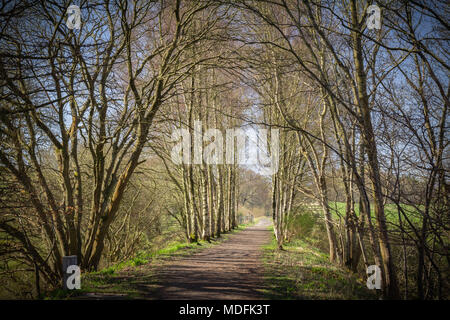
[154,217,272,300]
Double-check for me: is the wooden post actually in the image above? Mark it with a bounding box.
[62,255,78,290]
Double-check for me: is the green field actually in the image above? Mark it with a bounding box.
[327,202,423,227]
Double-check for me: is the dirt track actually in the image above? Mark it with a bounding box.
[154,218,272,300]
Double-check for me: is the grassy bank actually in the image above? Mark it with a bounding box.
[261,235,377,300]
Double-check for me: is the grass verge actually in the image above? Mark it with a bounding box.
[261,234,378,300]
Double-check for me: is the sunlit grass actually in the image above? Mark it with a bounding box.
[328,201,422,227]
[261,235,378,300]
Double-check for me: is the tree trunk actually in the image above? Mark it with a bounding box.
[350,0,399,299]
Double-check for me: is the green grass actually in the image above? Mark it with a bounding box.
[261,235,378,300]
[328,201,422,227]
